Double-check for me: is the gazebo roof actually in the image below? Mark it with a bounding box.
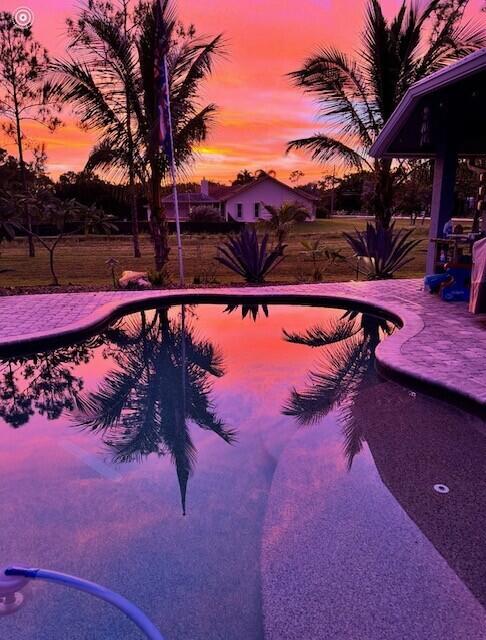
[370,48,486,159]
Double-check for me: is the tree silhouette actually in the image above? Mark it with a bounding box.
[288,0,486,228]
[0,11,61,256]
[52,0,223,271]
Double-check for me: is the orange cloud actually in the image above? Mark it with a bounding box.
[2,0,485,183]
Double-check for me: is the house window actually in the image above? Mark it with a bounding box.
[254,202,260,218]
[237,203,243,218]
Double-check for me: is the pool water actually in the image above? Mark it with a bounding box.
[0,303,485,639]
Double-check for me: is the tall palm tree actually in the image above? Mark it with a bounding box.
[74,307,235,515]
[52,0,223,270]
[282,311,393,469]
[288,0,486,228]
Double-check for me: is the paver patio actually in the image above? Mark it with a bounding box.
[0,279,485,415]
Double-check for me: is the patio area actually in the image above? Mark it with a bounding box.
[1,279,485,417]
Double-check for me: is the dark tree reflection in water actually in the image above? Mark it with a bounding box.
[0,337,105,428]
[224,302,269,321]
[73,306,235,514]
[283,311,394,469]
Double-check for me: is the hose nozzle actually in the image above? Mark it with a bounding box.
[0,566,31,615]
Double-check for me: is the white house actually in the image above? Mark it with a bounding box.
[222,174,318,222]
[161,175,318,222]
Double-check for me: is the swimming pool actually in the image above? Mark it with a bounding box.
[0,302,485,639]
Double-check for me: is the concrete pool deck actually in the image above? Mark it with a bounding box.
[0,279,485,416]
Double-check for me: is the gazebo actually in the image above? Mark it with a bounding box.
[370,48,486,275]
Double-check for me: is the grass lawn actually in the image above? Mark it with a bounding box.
[0,218,429,291]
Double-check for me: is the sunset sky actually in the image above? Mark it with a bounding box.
[1,0,485,184]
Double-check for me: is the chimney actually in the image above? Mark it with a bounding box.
[200,178,209,197]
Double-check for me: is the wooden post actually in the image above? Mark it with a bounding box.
[426,146,457,275]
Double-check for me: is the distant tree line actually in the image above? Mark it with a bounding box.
[298,161,480,218]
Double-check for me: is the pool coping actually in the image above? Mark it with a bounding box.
[0,284,484,418]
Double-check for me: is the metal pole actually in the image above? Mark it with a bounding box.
[330,165,336,217]
[163,55,185,287]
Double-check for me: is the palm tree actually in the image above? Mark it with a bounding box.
[52,0,223,270]
[282,311,393,469]
[288,0,486,228]
[74,307,235,515]
[232,169,254,185]
[259,202,309,243]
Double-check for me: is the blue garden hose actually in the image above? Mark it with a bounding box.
[2,566,165,640]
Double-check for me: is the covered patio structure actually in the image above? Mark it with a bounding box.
[370,48,486,275]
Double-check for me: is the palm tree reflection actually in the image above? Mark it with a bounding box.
[74,306,235,514]
[283,311,394,469]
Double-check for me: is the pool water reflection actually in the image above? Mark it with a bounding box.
[0,303,485,639]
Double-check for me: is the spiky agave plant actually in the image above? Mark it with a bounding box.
[224,302,269,321]
[215,226,287,283]
[343,222,422,279]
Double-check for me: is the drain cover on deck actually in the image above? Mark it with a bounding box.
[433,484,450,494]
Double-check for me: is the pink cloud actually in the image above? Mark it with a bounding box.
[2,0,485,182]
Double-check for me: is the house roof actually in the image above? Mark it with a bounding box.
[370,48,486,159]
[160,192,219,204]
[161,175,319,204]
[221,174,319,202]
[207,184,236,200]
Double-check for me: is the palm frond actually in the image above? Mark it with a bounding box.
[170,35,224,123]
[50,59,123,132]
[287,134,369,170]
[282,337,371,425]
[289,47,378,142]
[283,318,360,347]
[417,18,486,77]
[73,353,148,432]
[339,405,366,471]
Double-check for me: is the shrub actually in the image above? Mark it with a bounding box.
[147,267,171,286]
[300,238,345,281]
[315,205,331,219]
[189,205,222,223]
